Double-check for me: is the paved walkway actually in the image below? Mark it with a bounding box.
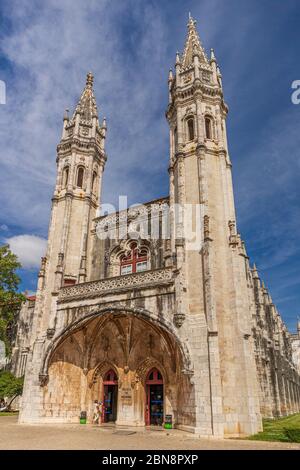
[0,415,299,450]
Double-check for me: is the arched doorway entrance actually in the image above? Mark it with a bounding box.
[102,369,118,423]
[41,308,191,427]
[145,368,164,426]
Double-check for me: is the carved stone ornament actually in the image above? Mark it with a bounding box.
[39,373,49,387]
[173,312,186,328]
[203,215,210,239]
[183,73,192,84]
[80,126,89,136]
[59,267,173,301]
[202,71,211,82]
[46,328,55,339]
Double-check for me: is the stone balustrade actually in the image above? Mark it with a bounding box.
[58,267,174,302]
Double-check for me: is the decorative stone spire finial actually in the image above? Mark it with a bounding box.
[210,48,216,61]
[181,14,208,68]
[86,71,94,88]
[188,12,196,29]
[71,73,98,125]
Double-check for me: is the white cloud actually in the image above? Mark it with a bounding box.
[6,234,47,269]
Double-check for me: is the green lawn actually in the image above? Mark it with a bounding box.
[249,414,300,443]
[0,411,19,417]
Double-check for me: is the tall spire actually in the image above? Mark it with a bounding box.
[61,72,107,152]
[181,14,209,68]
[72,71,98,124]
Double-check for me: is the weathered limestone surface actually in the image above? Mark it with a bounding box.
[12,17,300,437]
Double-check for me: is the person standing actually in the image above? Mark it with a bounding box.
[92,400,101,424]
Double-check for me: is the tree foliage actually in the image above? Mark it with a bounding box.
[0,370,23,399]
[0,244,25,356]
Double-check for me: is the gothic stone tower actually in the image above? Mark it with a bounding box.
[16,17,299,436]
[19,73,107,423]
[166,16,262,436]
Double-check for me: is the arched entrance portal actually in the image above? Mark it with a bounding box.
[146,368,164,426]
[43,309,192,427]
[102,369,118,423]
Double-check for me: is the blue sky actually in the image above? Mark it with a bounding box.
[0,0,299,331]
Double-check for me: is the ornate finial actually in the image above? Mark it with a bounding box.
[57,252,64,266]
[168,68,173,82]
[228,220,236,237]
[86,71,94,88]
[176,51,180,65]
[182,14,208,67]
[102,117,107,129]
[64,108,69,120]
[228,220,239,246]
[210,48,216,61]
[188,12,196,27]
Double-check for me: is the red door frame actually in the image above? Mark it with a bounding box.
[102,369,118,423]
[145,368,164,426]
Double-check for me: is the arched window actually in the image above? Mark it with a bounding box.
[205,116,213,140]
[63,167,69,188]
[120,242,148,275]
[76,166,84,188]
[103,369,118,384]
[146,368,163,383]
[92,171,97,194]
[187,117,195,141]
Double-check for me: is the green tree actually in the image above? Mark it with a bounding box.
[0,244,25,356]
[0,370,23,399]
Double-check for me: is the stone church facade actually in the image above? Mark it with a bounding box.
[12,17,300,437]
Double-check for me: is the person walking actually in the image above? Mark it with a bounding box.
[92,400,101,425]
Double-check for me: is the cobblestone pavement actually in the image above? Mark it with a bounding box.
[0,415,299,450]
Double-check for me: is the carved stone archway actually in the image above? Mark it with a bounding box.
[89,360,119,388]
[40,305,193,384]
[136,357,169,385]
